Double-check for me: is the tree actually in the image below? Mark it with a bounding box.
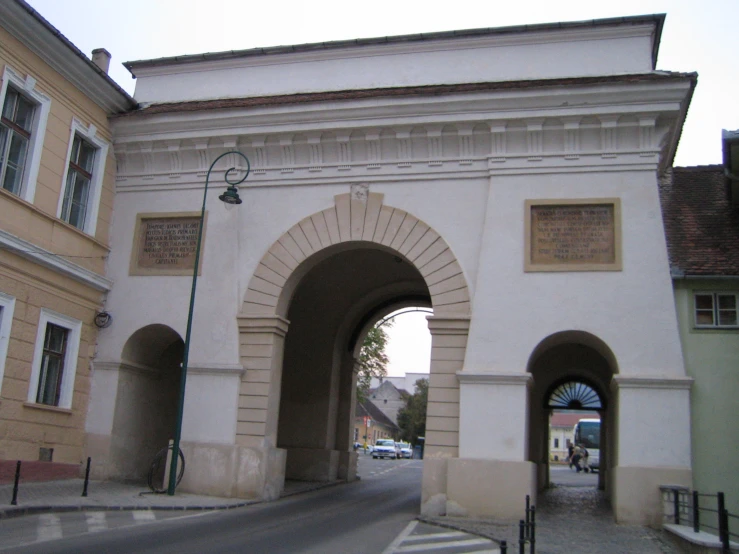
[397,378,428,445]
[356,321,393,404]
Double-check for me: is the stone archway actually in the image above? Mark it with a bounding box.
[527,331,617,495]
[235,190,471,498]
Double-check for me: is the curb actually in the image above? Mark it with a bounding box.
[0,479,347,520]
[0,500,257,520]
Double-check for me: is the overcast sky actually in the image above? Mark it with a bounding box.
[24,0,738,375]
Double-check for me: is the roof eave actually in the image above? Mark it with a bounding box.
[124,14,667,76]
[1,0,137,113]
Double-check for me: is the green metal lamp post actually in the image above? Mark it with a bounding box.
[167,151,250,496]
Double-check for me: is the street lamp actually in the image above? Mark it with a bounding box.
[167,150,250,495]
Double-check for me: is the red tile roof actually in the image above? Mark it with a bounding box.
[550,412,599,427]
[659,166,739,276]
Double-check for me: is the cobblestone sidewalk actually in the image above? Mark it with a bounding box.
[420,486,680,554]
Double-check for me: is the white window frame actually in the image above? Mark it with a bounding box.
[0,291,16,396]
[0,65,51,203]
[57,119,108,235]
[693,291,739,329]
[28,308,81,410]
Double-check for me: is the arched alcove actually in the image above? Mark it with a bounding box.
[110,324,184,482]
[527,331,618,495]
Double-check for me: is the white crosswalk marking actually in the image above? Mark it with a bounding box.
[133,510,156,522]
[85,511,108,533]
[36,514,62,542]
[403,531,469,542]
[384,521,500,554]
[397,538,493,552]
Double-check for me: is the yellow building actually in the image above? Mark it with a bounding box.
[0,0,135,474]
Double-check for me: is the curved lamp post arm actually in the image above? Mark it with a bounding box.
[168,151,249,495]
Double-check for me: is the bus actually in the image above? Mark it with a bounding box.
[573,418,601,471]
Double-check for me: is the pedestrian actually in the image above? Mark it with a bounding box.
[571,444,583,472]
[581,445,590,473]
[567,443,575,469]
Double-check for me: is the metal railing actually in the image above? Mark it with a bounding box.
[500,494,537,554]
[661,485,737,553]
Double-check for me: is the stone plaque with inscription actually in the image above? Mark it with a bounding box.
[130,212,206,276]
[525,200,621,272]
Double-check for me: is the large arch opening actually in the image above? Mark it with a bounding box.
[235,191,471,499]
[527,331,617,499]
[277,243,431,482]
[110,324,183,482]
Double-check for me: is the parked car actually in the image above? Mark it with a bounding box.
[397,442,412,458]
[372,439,398,459]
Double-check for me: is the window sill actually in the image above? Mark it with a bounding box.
[23,402,73,415]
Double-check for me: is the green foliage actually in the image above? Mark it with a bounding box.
[356,321,392,404]
[397,378,428,445]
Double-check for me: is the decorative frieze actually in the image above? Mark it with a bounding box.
[526,120,544,161]
[166,141,182,177]
[140,142,154,178]
[599,116,619,158]
[114,114,671,183]
[458,124,475,165]
[194,140,210,172]
[638,116,657,156]
[396,127,412,168]
[366,130,381,169]
[307,134,323,172]
[427,125,443,166]
[336,132,352,170]
[251,137,267,174]
[563,119,580,159]
[489,123,507,163]
[280,136,295,173]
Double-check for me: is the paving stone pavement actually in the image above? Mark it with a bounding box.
[420,486,681,554]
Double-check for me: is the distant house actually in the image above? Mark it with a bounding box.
[368,379,410,426]
[659,133,739,515]
[370,372,428,394]
[354,400,399,446]
[549,412,599,462]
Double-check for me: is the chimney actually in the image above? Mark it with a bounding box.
[91,48,111,74]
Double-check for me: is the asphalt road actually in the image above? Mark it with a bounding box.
[2,457,423,554]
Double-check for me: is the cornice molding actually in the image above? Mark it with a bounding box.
[456,371,533,386]
[187,363,246,376]
[611,375,694,390]
[127,24,657,79]
[0,229,112,292]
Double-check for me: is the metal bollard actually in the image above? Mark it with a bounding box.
[82,457,91,497]
[673,489,680,525]
[525,494,530,540]
[10,460,21,505]
[692,490,699,533]
[717,493,729,553]
[530,505,536,554]
[500,539,507,554]
[519,520,525,554]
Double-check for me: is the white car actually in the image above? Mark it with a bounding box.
[372,439,398,459]
[397,442,412,458]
